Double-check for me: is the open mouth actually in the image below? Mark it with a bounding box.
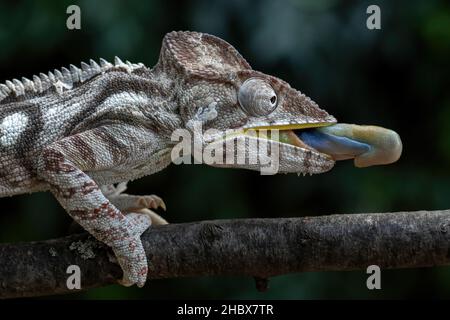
[247,122,335,158]
[280,129,328,154]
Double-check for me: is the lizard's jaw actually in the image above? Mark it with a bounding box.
[205,122,401,173]
[204,122,336,175]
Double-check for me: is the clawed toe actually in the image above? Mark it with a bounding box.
[105,188,167,213]
[138,195,166,211]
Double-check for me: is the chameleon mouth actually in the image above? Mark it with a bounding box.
[279,130,325,152]
[246,122,334,158]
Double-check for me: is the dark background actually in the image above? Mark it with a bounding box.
[0,0,449,299]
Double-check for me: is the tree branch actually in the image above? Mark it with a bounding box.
[0,209,449,298]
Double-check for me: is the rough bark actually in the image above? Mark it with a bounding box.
[0,209,449,298]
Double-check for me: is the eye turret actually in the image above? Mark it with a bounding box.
[238,78,278,116]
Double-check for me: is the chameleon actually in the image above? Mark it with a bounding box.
[0,31,402,287]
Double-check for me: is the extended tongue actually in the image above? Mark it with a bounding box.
[295,124,402,168]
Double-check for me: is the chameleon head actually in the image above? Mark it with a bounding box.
[161,31,401,174]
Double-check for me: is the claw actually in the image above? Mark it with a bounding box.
[138,195,166,211]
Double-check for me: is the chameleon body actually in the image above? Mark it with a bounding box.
[0,31,400,287]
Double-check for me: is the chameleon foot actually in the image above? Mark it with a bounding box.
[102,183,167,212]
[110,193,166,213]
[131,194,166,212]
[112,212,151,287]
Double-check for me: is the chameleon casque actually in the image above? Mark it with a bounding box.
[0,31,402,287]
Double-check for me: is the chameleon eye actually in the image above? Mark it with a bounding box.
[238,78,278,116]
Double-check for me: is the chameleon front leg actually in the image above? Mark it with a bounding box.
[37,125,158,287]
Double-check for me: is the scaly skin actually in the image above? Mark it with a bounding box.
[0,31,336,286]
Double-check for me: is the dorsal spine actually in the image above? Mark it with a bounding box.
[0,57,146,102]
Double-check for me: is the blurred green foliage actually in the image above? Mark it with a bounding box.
[0,0,449,299]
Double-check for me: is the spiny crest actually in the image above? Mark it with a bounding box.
[0,57,146,103]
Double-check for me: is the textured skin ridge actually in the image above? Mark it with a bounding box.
[0,57,146,103]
